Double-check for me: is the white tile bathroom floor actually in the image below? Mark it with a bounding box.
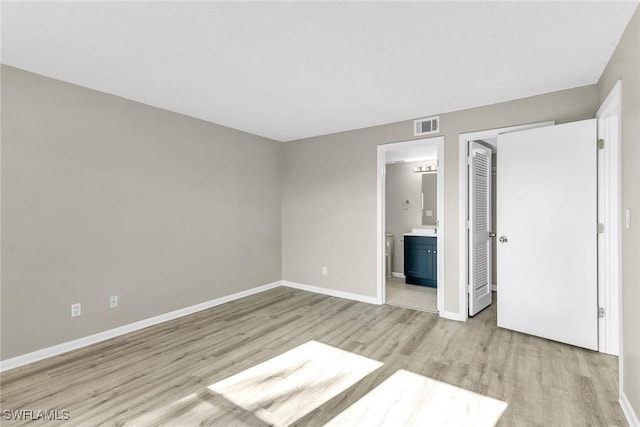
[385,277,437,313]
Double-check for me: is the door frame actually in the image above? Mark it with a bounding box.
[458,122,555,321]
[596,80,622,356]
[376,136,445,316]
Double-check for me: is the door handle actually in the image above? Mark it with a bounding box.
[499,236,508,243]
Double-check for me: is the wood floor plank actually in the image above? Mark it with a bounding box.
[0,287,627,426]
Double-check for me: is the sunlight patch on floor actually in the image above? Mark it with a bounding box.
[207,340,383,427]
[325,369,508,427]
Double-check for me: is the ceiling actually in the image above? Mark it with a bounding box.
[2,2,637,142]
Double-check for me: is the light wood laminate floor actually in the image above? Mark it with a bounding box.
[0,287,626,426]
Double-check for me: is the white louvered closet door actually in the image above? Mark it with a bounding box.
[469,142,492,316]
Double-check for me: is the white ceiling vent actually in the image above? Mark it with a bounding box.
[414,116,440,136]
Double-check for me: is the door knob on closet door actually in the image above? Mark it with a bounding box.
[499,236,508,243]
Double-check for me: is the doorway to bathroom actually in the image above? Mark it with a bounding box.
[376,136,444,314]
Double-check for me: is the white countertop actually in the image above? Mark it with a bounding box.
[403,228,437,237]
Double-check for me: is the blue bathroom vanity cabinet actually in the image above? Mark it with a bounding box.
[404,235,437,287]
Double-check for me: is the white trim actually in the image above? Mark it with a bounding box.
[621,392,640,427]
[458,121,555,321]
[457,122,554,148]
[377,136,445,315]
[0,280,282,372]
[440,311,467,322]
[282,281,378,305]
[377,144,386,305]
[391,272,406,278]
[437,136,445,317]
[596,80,622,357]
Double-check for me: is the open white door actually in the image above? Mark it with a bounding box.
[497,119,598,350]
[469,142,492,316]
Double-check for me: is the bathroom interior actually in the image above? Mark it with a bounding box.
[384,146,439,313]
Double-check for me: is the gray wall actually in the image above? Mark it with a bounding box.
[422,173,438,227]
[1,66,282,360]
[598,4,640,418]
[384,161,433,273]
[282,86,597,309]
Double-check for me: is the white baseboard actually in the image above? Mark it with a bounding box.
[441,310,466,322]
[391,272,405,278]
[282,280,379,305]
[621,392,640,427]
[0,280,282,373]
[492,283,497,291]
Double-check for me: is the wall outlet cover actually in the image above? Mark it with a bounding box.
[322,267,328,276]
[110,296,118,308]
[71,303,81,317]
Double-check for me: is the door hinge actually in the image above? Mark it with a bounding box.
[597,223,605,234]
[597,139,605,150]
[599,307,605,318]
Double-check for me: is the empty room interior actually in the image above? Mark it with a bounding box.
[1,2,639,426]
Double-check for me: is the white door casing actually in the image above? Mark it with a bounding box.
[497,119,598,350]
[469,142,493,316]
[596,81,622,356]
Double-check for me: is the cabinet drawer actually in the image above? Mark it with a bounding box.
[404,236,437,246]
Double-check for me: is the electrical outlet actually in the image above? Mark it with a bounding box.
[322,266,328,276]
[110,296,118,308]
[71,303,81,318]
